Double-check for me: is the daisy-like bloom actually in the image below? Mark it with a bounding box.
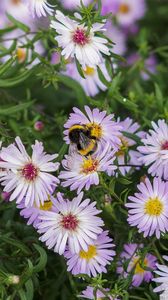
[63,60,111,97]
[126,177,168,239]
[101,0,146,27]
[117,243,157,287]
[59,145,117,194]
[37,192,104,255]
[79,286,119,299]
[0,137,59,207]
[17,194,58,228]
[115,117,144,176]
[25,0,54,18]
[64,231,115,277]
[138,120,168,180]
[50,10,110,68]
[64,106,122,151]
[153,256,168,294]
[60,0,92,10]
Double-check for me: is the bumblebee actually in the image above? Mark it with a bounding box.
[68,124,97,156]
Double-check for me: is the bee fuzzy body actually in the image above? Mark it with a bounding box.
[69,124,97,156]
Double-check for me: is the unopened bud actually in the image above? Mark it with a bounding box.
[34,121,44,132]
[8,275,20,285]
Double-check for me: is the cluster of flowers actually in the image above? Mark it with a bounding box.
[1,106,168,297]
[0,0,157,98]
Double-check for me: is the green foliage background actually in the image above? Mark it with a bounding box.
[0,0,168,299]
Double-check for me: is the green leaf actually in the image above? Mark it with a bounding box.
[0,40,17,58]
[155,83,164,111]
[57,74,87,107]
[0,57,16,77]
[33,244,47,273]
[0,67,37,88]
[75,56,85,79]
[25,279,34,300]
[97,65,110,87]
[0,101,34,116]
[6,13,30,33]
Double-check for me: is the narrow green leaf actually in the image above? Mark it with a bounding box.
[75,56,85,79]
[33,244,47,273]
[0,67,37,88]
[0,40,17,58]
[0,101,34,116]
[97,66,110,87]
[0,57,16,77]
[25,279,34,300]
[6,13,30,33]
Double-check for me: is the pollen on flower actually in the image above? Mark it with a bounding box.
[17,48,26,63]
[73,28,89,46]
[83,66,95,76]
[87,123,102,139]
[11,0,21,4]
[79,245,97,260]
[119,3,130,14]
[61,214,79,230]
[161,141,168,150]
[40,199,53,211]
[22,163,38,181]
[81,157,99,174]
[145,197,163,216]
[132,258,148,274]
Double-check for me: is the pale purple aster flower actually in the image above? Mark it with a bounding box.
[79,286,119,299]
[138,120,168,180]
[64,231,115,277]
[115,117,144,176]
[101,0,146,27]
[51,51,61,65]
[117,243,157,287]
[0,137,60,207]
[60,0,92,10]
[59,145,117,194]
[64,106,122,151]
[105,20,127,56]
[153,256,168,294]
[24,0,54,18]
[50,10,110,68]
[17,194,58,228]
[63,60,111,97]
[126,177,168,239]
[37,192,104,255]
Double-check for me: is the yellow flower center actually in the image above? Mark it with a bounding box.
[119,3,130,14]
[87,123,102,139]
[79,245,97,261]
[116,137,129,156]
[132,257,148,274]
[11,0,21,4]
[83,66,95,76]
[40,199,53,211]
[81,156,99,174]
[16,48,26,63]
[145,197,163,216]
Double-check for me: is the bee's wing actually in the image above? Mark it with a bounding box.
[78,131,90,149]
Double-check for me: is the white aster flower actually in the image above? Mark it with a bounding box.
[138,120,168,180]
[153,256,168,295]
[26,0,54,18]
[0,137,59,207]
[50,10,110,67]
[37,192,104,254]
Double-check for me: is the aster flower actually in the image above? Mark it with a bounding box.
[79,286,118,299]
[17,194,58,229]
[64,106,122,151]
[25,0,54,18]
[38,192,104,255]
[50,10,110,68]
[138,120,168,180]
[64,231,115,277]
[60,0,92,10]
[59,145,117,194]
[0,137,59,207]
[115,117,144,176]
[126,177,168,238]
[2,0,32,27]
[63,60,111,97]
[101,0,146,27]
[153,256,168,294]
[117,243,157,287]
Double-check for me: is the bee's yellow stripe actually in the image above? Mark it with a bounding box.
[79,140,96,156]
[69,125,85,132]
